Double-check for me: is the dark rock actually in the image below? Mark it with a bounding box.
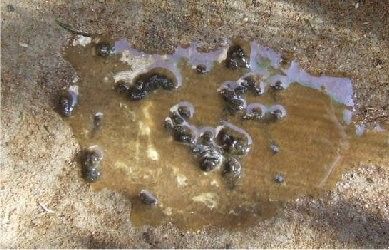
[198,147,223,172]
[128,72,175,100]
[84,147,103,169]
[270,143,280,154]
[198,130,215,146]
[177,105,192,120]
[93,112,103,129]
[225,45,250,69]
[271,80,286,90]
[169,111,185,125]
[95,42,112,57]
[84,167,101,182]
[173,125,195,144]
[216,127,251,156]
[139,190,158,206]
[220,88,246,113]
[270,105,287,120]
[83,147,103,182]
[243,103,265,120]
[223,157,242,179]
[274,174,285,184]
[59,88,78,117]
[196,64,207,74]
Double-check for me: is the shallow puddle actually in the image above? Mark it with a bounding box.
[63,37,388,229]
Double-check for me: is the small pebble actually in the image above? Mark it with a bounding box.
[84,167,101,182]
[270,143,280,154]
[93,112,103,129]
[271,80,286,90]
[223,157,242,179]
[274,174,285,184]
[83,147,103,182]
[196,64,207,74]
[177,105,192,120]
[60,86,79,117]
[199,147,223,172]
[269,105,287,120]
[95,42,112,57]
[139,190,158,206]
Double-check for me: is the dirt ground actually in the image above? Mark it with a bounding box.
[1,0,388,248]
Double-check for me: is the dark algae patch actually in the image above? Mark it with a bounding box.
[62,36,389,229]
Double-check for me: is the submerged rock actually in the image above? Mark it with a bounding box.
[219,87,246,113]
[172,125,196,144]
[216,126,251,156]
[196,64,207,74]
[83,146,103,182]
[243,103,266,120]
[60,86,79,117]
[95,42,112,57]
[139,190,158,206]
[128,72,176,101]
[269,105,287,120]
[223,157,242,179]
[271,80,286,90]
[198,146,223,172]
[274,174,285,184]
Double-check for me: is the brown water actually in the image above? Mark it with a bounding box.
[63,37,389,229]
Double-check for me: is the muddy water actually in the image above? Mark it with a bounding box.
[63,37,388,229]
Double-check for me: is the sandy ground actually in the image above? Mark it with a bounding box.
[1,0,388,248]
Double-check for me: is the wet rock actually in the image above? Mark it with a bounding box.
[169,111,185,125]
[243,103,266,120]
[269,105,287,120]
[225,45,250,69]
[274,174,285,184]
[227,98,247,113]
[216,126,251,156]
[223,157,242,179]
[128,86,147,101]
[115,81,129,94]
[93,112,103,129]
[241,75,264,95]
[59,86,78,117]
[163,117,174,131]
[220,88,246,113]
[196,64,207,74]
[150,74,175,90]
[271,80,286,90]
[128,73,175,101]
[270,143,280,154]
[84,147,103,169]
[139,190,158,206]
[177,105,192,120]
[198,147,223,172]
[170,101,194,120]
[198,130,215,146]
[233,84,248,95]
[83,147,103,182]
[172,125,196,144]
[84,167,101,182]
[95,42,112,57]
